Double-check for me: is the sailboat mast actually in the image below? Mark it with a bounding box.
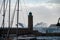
[3,0,5,28]
[9,0,11,27]
[17,0,19,27]
[7,0,11,38]
[16,0,19,40]
[2,0,5,38]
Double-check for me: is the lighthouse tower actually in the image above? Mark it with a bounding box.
[28,12,33,31]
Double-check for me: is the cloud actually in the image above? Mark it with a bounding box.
[47,0,60,4]
[25,3,60,25]
[0,0,2,3]
[0,0,60,27]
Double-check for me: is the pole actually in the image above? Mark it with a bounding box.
[17,0,19,40]
[7,0,11,38]
[9,0,11,28]
[2,0,5,38]
[17,0,19,28]
[3,0,5,30]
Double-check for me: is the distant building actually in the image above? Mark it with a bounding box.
[47,18,60,33]
[56,18,60,26]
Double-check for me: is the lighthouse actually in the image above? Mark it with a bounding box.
[28,12,33,31]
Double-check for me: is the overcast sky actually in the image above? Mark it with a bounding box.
[0,0,60,27]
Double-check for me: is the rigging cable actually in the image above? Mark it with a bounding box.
[6,0,11,38]
[22,0,28,27]
[0,0,4,28]
[23,0,28,12]
[19,0,22,11]
[18,0,25,28]
[1,0,8,39]
[10,0,17,27]
[0,0,4,14]
[20,0,25,27]
[1,0,8,27]
[0,0,4,27]
[0,0,4,38]
[5,0,9,14]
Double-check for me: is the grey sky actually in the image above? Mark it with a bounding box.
[48,0,60,4]
[0,0,60,27]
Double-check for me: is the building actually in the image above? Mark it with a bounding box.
[47,18,60,33]
[28,12,33,32]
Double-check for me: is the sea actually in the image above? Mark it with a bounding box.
[0,36,60,40]
[36,36,60,40]
[13,36,60,40]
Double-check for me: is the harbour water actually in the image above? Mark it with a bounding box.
[13,36,60,40]
[0,36,60,40]
[36,36,60,40]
